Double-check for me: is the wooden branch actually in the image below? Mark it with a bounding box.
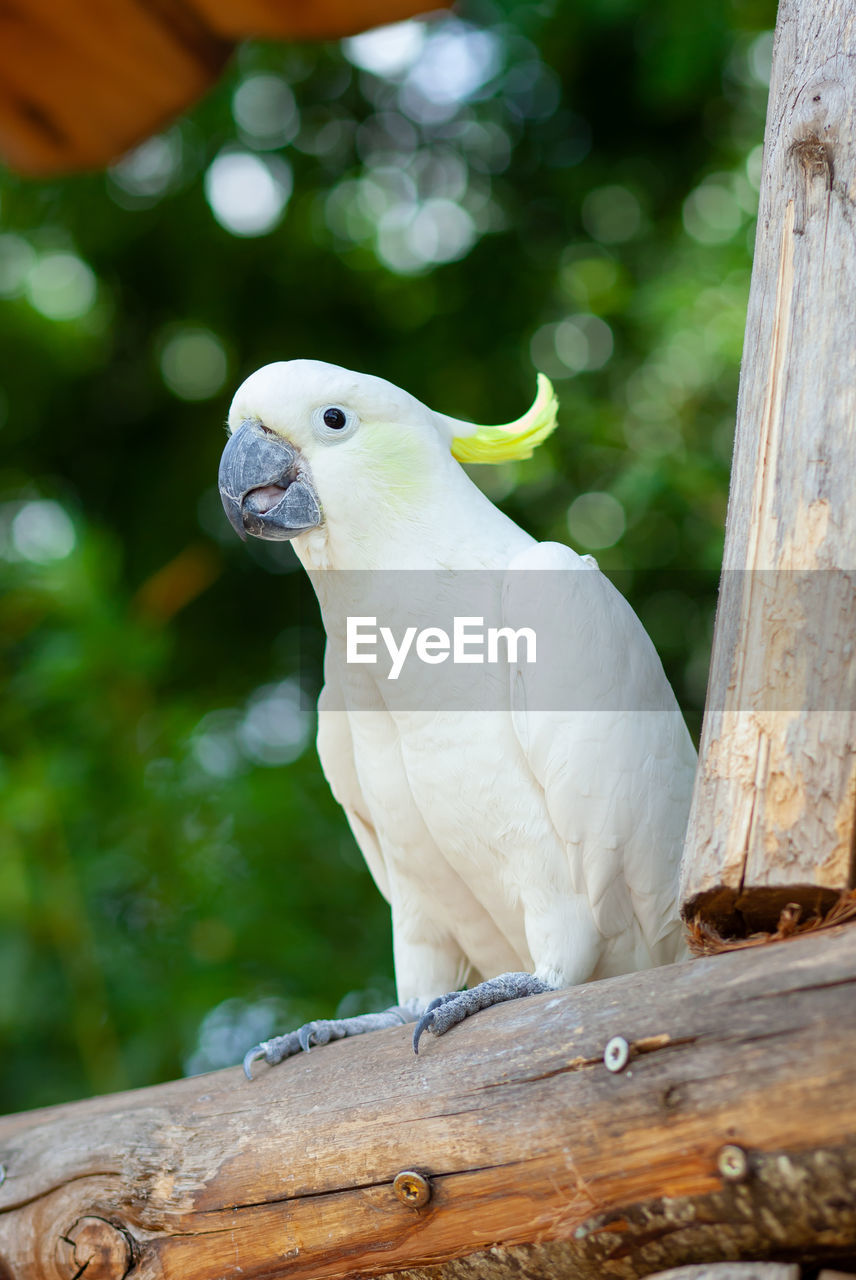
[0,0,445,175]
[679,0,856,934]
[2,927,856,1280]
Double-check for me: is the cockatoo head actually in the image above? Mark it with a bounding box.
[218,359,557,563]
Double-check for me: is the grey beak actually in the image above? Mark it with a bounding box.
[218,419,322,542]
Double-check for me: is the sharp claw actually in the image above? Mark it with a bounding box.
[412,1010,434,1055]
[298,1024,315,1052]
[412,996,447,1054]
[243,1042,266,1081]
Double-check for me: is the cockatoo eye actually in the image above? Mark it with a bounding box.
[312,404,359,443]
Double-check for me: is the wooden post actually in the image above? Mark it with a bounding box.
[1,927,856,1280]
[679,0,856,936]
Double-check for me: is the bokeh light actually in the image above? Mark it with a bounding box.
[232,74,299,149]
[184,996,292,1074]
[343,19,426,77]
[530,314,614,379]
[191,679,310,779]
[9,500,77,562]
[159,327,229,401]
[377,197,476,273]
[581,185,642,244]
[109,131,183,204]
[237,680,311,767]
[25,252,97,320]
[567,492,627,550]
[0,234,36,298]
[747,30,774,84]
[746,144,764,190]
[204,150,293,236]
[402,22,502,108]
[683,176,744,244]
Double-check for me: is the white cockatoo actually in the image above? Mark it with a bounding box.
[218,360,696,1075]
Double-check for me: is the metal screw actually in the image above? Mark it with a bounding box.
[718,1144,749,1182]
[604,1035,630,1072]
[393,1170,432,1208]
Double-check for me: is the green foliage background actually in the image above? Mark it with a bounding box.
[0,0,774,1114]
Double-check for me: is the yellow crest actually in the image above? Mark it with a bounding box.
[450,374,559,465]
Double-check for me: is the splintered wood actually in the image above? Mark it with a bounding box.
[680,0,856,936]
[1,926,855,1280]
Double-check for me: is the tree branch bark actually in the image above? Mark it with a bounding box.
[1,927,856,1280]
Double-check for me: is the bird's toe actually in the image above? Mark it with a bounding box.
[413,974,553,1053]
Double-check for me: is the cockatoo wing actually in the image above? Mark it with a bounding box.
[316,666,391,904]
[503,541,696,963]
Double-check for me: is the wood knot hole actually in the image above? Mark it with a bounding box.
[790,134,833,184]
[56,1216,134,1280]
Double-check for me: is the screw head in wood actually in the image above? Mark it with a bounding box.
[718,1143,749,1182]
[393,1170,432,1208]
[604,1035,630,1072]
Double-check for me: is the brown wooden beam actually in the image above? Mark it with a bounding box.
[679,0,856,935]
[0,0,446,175]
[1,927,855,1280]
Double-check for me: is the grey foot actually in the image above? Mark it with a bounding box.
[243,1002,419,1079]
[412,972,553,1054]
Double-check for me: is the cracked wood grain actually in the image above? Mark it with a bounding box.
[1,927,856,1280]
[680,0,856,935]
